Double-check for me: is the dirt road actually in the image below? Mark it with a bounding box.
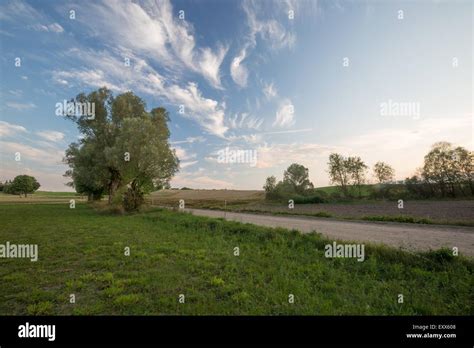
[186,208,474,257]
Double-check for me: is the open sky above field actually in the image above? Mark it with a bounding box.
[0,0,472,191]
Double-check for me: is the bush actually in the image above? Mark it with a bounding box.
[369,184,410,200]
[425,248,456,264]
[404,176,434,199]
[293,194,328,204]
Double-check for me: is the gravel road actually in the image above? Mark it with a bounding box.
[186,208,474,257]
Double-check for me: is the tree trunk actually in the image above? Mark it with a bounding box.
[107,169,121,204]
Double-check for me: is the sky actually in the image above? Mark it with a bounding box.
[0,0,472,191]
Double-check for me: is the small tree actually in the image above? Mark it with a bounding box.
[346,156,368,198]
[452,146,474,195]
[283,163,314,195]
[373,161,395,184]
[328,154,367,198]
[328,153,350,196]
[263,176,277,193]
[9,175,40,197]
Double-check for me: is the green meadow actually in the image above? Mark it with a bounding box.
[0,203,472,315]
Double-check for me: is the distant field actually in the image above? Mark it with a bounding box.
[4,189,473,226]
[1,203,472,315]
[148,189,264,207]
[149,190,474,226]
[224,201,474,226]
[0,192,85,204]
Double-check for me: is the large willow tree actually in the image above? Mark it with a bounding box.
[64,87,179,210]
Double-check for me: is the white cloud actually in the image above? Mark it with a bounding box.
[230,0,297,87]
[243,0,296,50]
[273,98,295,127]
[6,102,36,110]
[0,0,40,22]
[163,82,228,136]
[199,45,229,90]
[171,173,234,189]
[263,82,278,99]
[171,136,206,145]
[174,146,197,161]
[36,130,65,142]
[0,121,27,137]
[33,23,64,33]
[230,48,249,87]
[8,89,23,97]
[53,50,228,137]
[0,1,64,34]
[52,69,122,91]
[255,142,344,169]
[228,112,263,130]
[180,160,198,169]
[0,141,64,166]
[77,0,228,89]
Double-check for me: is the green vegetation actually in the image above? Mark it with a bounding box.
[361,215,433,225]
[328,153,368,198]
[373,161,395,184]
[263,163,328,203]
[64,88,178,211]
[1,175,40,197]
[264,142,473,204]
[1,203,472,315]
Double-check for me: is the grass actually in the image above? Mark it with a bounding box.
[219,208,335,219]
[0,191,86,204]
[0,203,473,315]
[361,215,434,224]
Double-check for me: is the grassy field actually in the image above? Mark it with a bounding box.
[0,203,472,315]
[0,191,85,204]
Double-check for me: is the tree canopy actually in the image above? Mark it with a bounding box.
[328,153,367,197]
[283,163,314,194]
[373,162,395,184]
[3,175,40,197]
[64,88,179,210]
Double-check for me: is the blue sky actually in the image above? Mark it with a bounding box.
[0,0,472,191]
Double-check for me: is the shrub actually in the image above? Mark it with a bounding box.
[293,194,328,204]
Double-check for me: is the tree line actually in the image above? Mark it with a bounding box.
[264,141,473,202]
